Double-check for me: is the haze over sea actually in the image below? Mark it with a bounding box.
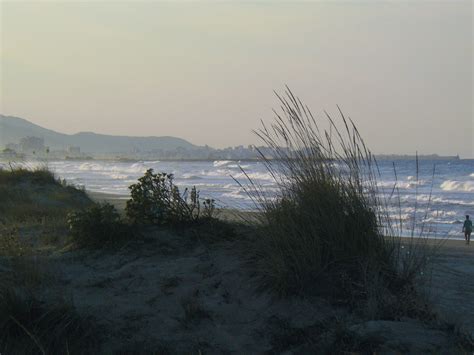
[3,159,472,239]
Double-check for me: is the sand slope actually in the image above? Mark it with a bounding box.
[20,229,466,353]
[47,230,337,353]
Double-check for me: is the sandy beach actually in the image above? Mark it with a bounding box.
[87,191,474,343]
[87,191,130,211]
[428,239,474,340]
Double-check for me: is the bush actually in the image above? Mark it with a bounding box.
[242,88,427,308]
[126,169,215,226]
[67,203,134,247]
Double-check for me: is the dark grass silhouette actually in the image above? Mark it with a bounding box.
[0,258,99,355]
[240,88,431,318]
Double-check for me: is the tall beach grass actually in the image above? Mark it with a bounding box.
[240,88,432,317]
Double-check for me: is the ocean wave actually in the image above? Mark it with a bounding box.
[180,173,203,180]
[221,190,252,200]
[392,193,474,207]
[237,164,251,169]
[440,180,474,192]
[232,171,275,182]
[213,160,233,167]
[109,173,131,180]
[78,162,148,175]
[377,179,428,190]
[129,162,149,173]
[78,162,105,171]
[421,217,462,225]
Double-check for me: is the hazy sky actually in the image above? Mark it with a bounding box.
[1,1,472,157]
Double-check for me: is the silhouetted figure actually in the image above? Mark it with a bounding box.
[463,215,472,245]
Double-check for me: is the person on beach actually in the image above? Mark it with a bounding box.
[463,215,472,245]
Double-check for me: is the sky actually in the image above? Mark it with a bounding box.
[0,1,472,157]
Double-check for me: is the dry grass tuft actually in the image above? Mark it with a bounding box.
[240,88,433,318]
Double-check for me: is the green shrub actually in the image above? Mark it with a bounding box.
[67,203,134,247]
[126,169,215,226]
[242,88,427,309]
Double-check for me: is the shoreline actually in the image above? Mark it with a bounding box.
[87,190,129,211]
[87,190,469,243]
[1,156,470,164]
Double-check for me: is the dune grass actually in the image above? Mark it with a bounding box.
[0,167,100,353]
[0,167,56,185]
[240,88,432,318]
[0,167,92,224]
[0,166,94,254]
[0,263,98,355]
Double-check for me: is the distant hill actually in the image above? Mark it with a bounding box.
[0,115,198,153]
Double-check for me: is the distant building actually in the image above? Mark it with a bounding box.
[19,136,45,153]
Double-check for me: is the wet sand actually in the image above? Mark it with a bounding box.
[87,191,129,210]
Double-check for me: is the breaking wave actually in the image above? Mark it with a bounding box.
[440,180,474,192]
[4,158,473,238]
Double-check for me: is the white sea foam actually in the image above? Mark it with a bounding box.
[213,160,233,167]
[377,179,428,190]
[221,190,251,200]
[181,173,203,180]
[232,171,275,182]
[109,173,131,180]
[440,180,474,192]
[79,162,104,171]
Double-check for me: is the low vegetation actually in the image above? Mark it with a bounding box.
[0,166,92,224]
[67,203,136,247]
[126,169,216,226]
[0,168,100,353]
[0,166,94,254]
[65,168,222,248]
[0,289,98,355]
[0,259,98,355]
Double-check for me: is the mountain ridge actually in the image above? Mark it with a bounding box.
[0,114,198,153]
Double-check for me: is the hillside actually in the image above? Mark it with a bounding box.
[0,115,197,153]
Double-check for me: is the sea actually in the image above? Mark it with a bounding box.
[3,159,473,239]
